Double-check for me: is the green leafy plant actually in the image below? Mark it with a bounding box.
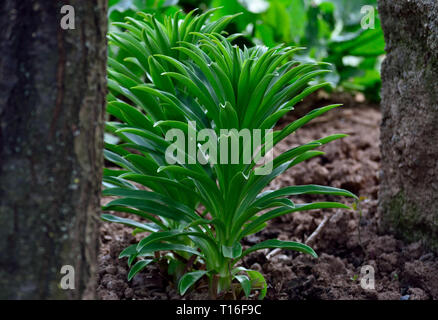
[102,9,357,299]
[109,0,385,101]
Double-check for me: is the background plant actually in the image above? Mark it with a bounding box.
[109,0,385,102]
[102,9,357,299]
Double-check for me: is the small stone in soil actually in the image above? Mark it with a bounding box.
[107,279,127,292]
[124,287,134,299]
[117,267,128,279]
[105,265,117,275]
[250,263,262,272]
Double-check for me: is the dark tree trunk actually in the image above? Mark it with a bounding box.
[0,0,107,299]
[378,0,438,251]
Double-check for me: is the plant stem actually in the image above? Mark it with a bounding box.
[209,274,219,300]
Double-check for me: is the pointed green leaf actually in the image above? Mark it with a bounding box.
[241,239,317,259]
[128,259,154,281]
[178,270,208,295]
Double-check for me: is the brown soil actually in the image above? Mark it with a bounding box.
[97,93,438,300]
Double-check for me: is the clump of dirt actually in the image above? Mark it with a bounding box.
[97,95,438,300]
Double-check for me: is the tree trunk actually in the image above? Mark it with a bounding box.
[378,0,438,251]
[0,0,107,299]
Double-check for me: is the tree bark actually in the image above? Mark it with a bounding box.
[378,0,438,251]
[0,0,107,299]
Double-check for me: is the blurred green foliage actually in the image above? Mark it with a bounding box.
[108,0,385,102]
